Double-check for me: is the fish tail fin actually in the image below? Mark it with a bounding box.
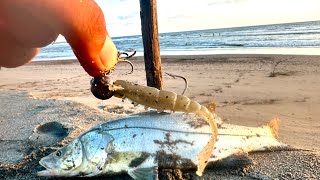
[266,118,280,139]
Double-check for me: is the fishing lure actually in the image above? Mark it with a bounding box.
[91,77,219,176]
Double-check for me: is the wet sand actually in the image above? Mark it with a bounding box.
[1,54,320,179]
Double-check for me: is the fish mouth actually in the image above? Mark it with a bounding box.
[37,170,56,177]
[37,158,57,176]
[38,158,50,170]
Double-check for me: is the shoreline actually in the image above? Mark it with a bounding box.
[30,53,320,65]
[33,47,320,61]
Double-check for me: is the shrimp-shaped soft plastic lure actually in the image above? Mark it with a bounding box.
[91,77,219,176]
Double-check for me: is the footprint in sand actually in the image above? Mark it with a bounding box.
[29,121,70,147]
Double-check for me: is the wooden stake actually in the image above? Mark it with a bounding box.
[139,0,163,90]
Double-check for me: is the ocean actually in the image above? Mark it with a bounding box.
[35,20,320,60]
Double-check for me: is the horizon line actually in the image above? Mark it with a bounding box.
[112,19,320,38]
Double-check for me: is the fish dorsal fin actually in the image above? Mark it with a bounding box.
[128,166,158,180]
[79,129,114,162]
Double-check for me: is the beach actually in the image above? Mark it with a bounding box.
[1,54,320,179]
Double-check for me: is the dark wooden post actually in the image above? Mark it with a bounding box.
[139,0,163,90]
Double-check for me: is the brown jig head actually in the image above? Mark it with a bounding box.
[90,76,115,100]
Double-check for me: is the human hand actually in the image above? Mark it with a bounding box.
[0,0,118,77]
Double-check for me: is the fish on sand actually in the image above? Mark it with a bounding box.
[38,112,289,179]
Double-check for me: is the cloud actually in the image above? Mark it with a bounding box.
[117,12,139,21]
[167,14,190,19]
[117,15,129,20]
[207,0,248,6]
[97,0,320,36]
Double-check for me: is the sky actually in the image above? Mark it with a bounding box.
[97,0,320,37]
[57,0,320,41]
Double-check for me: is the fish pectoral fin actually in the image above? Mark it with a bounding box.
[128,166,159,180]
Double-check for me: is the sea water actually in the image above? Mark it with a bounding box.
[34,21,320,61]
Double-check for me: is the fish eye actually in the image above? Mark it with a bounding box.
[56,150,62,157]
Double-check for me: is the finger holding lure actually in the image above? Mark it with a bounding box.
[90,72,219,176]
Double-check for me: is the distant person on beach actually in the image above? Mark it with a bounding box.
[0,0,118,77]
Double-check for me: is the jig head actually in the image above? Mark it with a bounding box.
[90,76,115,100]
[91,50,136,100]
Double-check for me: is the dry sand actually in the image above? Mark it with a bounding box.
[0,54,319,179]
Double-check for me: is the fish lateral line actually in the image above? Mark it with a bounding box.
[100,126,274,138]
[101,126,210,135]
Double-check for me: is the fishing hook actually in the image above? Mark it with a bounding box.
[165,72,188,95]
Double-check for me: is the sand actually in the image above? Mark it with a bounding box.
[0,54,320,179]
